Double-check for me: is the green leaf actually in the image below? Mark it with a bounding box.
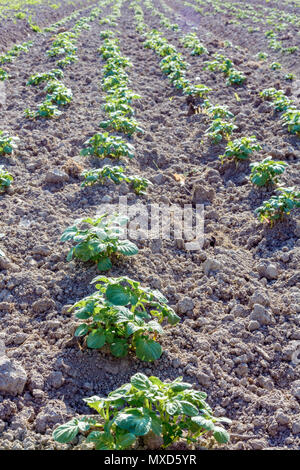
[87,330,106,349]
[97,257,112,271]
[213,426,230,444]
[106,284,131,305]
[74,324,89,337]
[135,337,162,362]
[52,418,81,443]
[117,240,139,256]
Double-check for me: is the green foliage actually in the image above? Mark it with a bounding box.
[0,41,32,65]
[0,131,19,156]
[53,373,231,449]
[203,101,234,119]
[204,53,245,86]
[56,54,78,68]
[205,119,238,144]
[27,69,64,85]
[281,108,300,135]
[81,165,152,195]
[219,136,261,162]
[181,32,208,55]
[250,157,287,186]
[61,213,138,271]
[0,68,8,81]
[81,133,135,159]
[256,51,268,61]
[71,276,180,360]
[226,68,246,86]
[44,80,73,105]
[284,73,295,81]
[47,32,77,57]
[0,166,13,191]
[270,62,282,70]
[255,187,300,225]
[99,112,143,136]
[25,100,62,119]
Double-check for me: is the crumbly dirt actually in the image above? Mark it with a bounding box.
[0,0,299,451]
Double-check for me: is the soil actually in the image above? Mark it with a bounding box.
[0,0,299,451]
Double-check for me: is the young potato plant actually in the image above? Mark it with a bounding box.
[47,32,77,57]
[281,108,300,135]
[0,131,20,156]
[25,100,62,119]
[100,30,116,39]
[270,62,282,70]
[80,133,135,159]
[99,112,143,136]
[250,157,287,187]
[226,69,246,86]
[219,136,261,163]
[81,165,152,195]
[204,54,245,86]
[53,373,231,449]
[56,55,78,68]
[182,83,212,98]
[0,166,13,192]
[44,80,73,105]
[205,119,238,144]
[61,213,138,271]
[102,98,134,117]
[71,276,180,360]
[255,187,300,226]
[27,69,64,85]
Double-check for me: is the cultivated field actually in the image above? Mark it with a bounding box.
[0,0,299,451]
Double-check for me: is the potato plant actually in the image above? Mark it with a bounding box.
[219,136,261,162]
[25,100,62,119]
[0,68,8,81]
[56,55,78,68]
[53,373,231,449]
[0,166,13,192]
[27,69,64,85]
[0,131,20,156]
[204,53,245,86]
[99,112,143,136]
[181,32,208,55]
[255,187,300,226]
[250,157,287,186]
[61,213,138,271]
[44,80,73,105]
[81,165,152,195]
[281,108,300,135]
[71,276,180,360]
[80,133,135,159]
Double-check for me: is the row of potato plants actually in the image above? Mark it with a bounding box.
[142,0,300,226]
[24,4,107,119]
[53,0,231,450]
